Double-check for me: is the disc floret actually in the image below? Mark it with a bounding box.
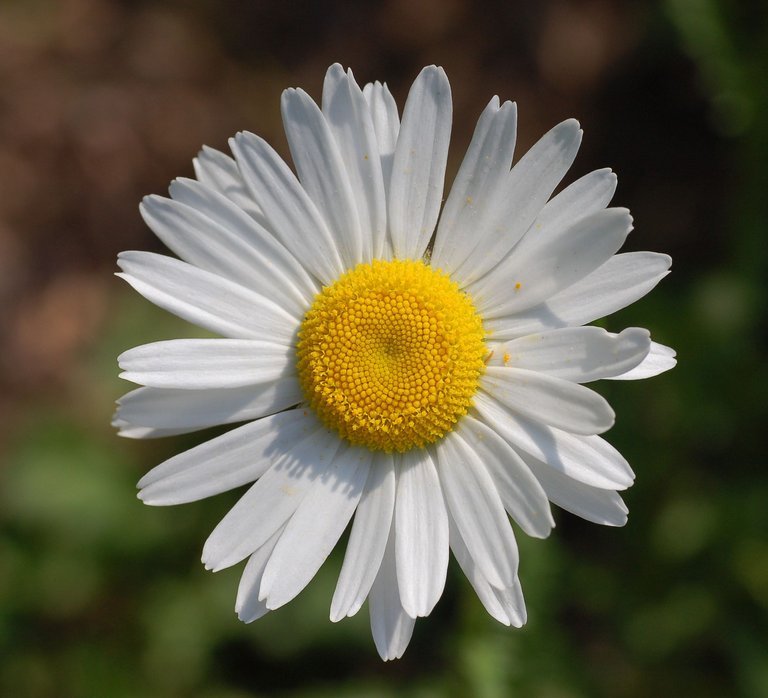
[297,259,486,452]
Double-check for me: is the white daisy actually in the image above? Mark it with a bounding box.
[115,64,675,660]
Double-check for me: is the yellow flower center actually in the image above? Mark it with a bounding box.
[297,259,486,452]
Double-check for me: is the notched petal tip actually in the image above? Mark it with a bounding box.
[500,99,517,115]
[116,370,134,384]
[231,130,255,149]
[417,64,449,86]
[167,176,194,196]
[622,326,651,342]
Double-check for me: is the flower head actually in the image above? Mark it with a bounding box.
[116,64,675,660]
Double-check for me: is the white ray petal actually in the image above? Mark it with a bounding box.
[471,207,633,318]
[115,380,302,432]
[369,522,415,661]
[168,177,319,310]
[488,327,651,383]
[113,420,196,439]
[231,131,344,285]
[116,251,298,343]
[395,448,449,618]
[141,195,266,299]
[137,409,316,505]
[323,65,387,261]
[524,455,628,526]
[448,512,526,627]
[235,524,285,623]
[432,97,517,275]
[119,338,293,390]
[486,252,671,339]
[481,366,615,435]
[524,454,628,526]
[282,87,363,269]
[448,512,508,624]
[201,427,341,572]
[435,431,519,588]
[363,80,400,211]
[454,119,582,284]
[140,189,310,319]
[260,445,371,609]
[608,341,677,380]
[529,166,617,238]
[331,452,396,621]
[192,145,267,223]
[474,391,634,490]
[458,416,554,539]
[388,66,451,259]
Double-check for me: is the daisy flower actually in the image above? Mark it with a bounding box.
[115,64,675,660]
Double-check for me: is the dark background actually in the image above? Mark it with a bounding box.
[1,0,767,696]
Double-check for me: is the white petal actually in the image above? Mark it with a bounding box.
[141,194,258,295]
[432,98,517,276]
[231,131,344,285]
[532,166,616,235]
[113,420,194,439]
[486,252,672,339]
[493,579,527,628]
[457,416,554,539]
[116,251,298,343]
[474,391,634,490]
[137,409,315,505]
[455,119,582,285]
[489,327,651,383]
[369,523,415,660]
[201,427,341,572]
[322,65,387,260]
[115,380,302,432]
[192,145,267,223]
[388,66,451,259]
[480,366,615,435]
[435,431,519,587]
[447,512,507,624]
[281,87,363,269]
[140,189,311,320]
[260,444,371,610]
[331,452,396,621]
[395,449,449,618]
[471,207,633,318]
[119,338,293,390]
[448,513,526,627]
[363,80,400,205]
[524,455,628,526]
[608,341,676,380]
[235,524,285,623]
[168,177,318,312]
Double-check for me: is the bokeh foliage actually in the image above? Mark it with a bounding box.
[1,0,767,696]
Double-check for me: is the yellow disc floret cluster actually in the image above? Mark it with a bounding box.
[297,259,486,452]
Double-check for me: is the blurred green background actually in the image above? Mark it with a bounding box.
[1,0,767,696]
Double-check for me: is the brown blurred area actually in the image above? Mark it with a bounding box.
[0,0,721,437]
